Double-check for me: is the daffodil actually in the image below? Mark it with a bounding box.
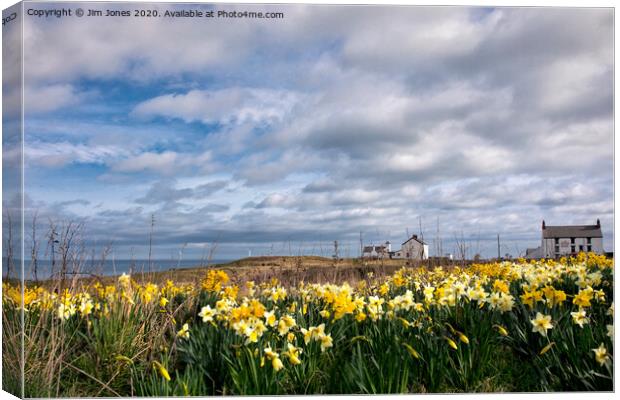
[539,342,555,355]
[198,305,216,322]
[153,361,171,381]
[492,279,509,294]
[423,286,435,303]
[530,312,553,337]
[573,287,594,308]
[592,344,610,366]
[118,273,131,287]
[300,328,312,345]
[177,323,190,339]
[277,314,296,336]
[402,343,420,359]
[57,303,76,320]
[498,293,515,312]
[79,299,94,316]
[264,347,284,371]
[319,333,333,352]
[283,343,302,365]
[444,336,458,350]
[494,324,509,337]
[570,309,589,328]
[457,332,469,345]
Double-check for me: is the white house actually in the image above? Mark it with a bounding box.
[527,219,604,259]
[392,235,428,260]
[541,219,604,258]
[362,241,391,259]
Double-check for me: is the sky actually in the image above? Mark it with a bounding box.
[2,2,614,261]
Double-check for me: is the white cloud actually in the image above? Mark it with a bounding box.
[111,150,214,175]
[132,88,301,125]
[25,141,129,167]
[112,151,180,174]
[24,84,84,114]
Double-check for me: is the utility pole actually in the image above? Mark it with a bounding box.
[359,231,363,259]
[49,225,58,278]
[497,234,501,260]
[333,240,339,260]
[147,214,155,275]
[418,216,424,242]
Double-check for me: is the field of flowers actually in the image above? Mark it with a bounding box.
[2,253,614,396]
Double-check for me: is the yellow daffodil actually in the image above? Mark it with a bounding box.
[177,323,190,339]
[118,273,131,287]
[444,336,458,350]
[457,332,469,345]
[494,324,509,337]
[283,343,302,365]
[263,310,276,326]
[530,312,553,337]
[264,347,284,371]
[153,361,171,381]
[570,309,589,328]
[79,299,94,316]
[198,305,216,322]
[573,287,594,308]
[402,343,421,359]
[539,342,555,355]
[319,333,333,352]
[592,344,610,366]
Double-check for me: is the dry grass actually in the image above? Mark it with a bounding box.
[34,256,454,289]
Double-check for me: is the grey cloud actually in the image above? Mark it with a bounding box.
[197,204,230,213]
[136,179,228,205]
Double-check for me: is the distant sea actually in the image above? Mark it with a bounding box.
[2,259,234,280]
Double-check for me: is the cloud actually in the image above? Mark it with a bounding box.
[24,141,129,167]
[132,88,301,126]
[135,179,228,205]
[112,151,180,174]
[111,150,214,175]
[18,5,613,259]
[24,84,85,114]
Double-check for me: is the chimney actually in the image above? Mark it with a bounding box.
[412,234,417,240]
[597,219,601,228]
[542,220,546,230]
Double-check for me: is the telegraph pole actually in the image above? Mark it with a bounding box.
[497,234,501,260]
[359,231,363,259]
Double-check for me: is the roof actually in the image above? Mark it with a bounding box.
[402,235,426,246]
[543,225,602,239]
[362,245,388,253]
